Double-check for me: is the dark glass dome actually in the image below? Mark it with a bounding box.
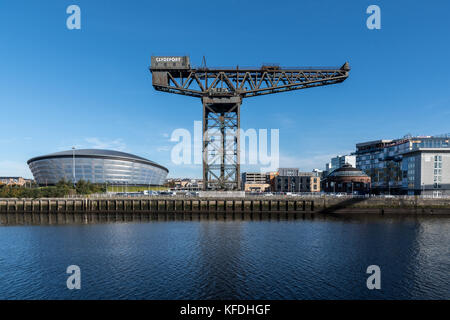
[328,164,369,178]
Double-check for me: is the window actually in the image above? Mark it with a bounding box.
[433,155,442,189]
[433,191,442,198]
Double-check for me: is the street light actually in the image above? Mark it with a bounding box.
[72,146,76,188]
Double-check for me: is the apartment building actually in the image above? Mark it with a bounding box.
[356,135,450,196]
[275,170,320,193]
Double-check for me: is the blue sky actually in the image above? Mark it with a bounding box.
[1,0,450,178]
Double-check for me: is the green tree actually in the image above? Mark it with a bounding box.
[75,180,88,194]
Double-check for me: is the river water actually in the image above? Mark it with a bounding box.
[0,214,448,299]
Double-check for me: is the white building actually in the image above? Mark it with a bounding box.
[325,155,356,175]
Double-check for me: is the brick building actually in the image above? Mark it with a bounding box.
[321,164,371,194]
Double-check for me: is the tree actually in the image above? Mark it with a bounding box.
[75,180,90,195]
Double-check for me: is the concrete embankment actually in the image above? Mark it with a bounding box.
[315,197,450,215]
[0,197,317,225]
[0,198,314,214]
[0,197,449,221]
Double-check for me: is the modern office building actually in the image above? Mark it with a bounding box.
[321,164,371,194]
[27,149,169,186]
[241,172,271,192]
[299,172,321,192]
[356,135,450,196]
[275,171,320,193]
[241,172,268,184]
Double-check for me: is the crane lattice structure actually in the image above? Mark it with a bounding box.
[150,56,350,191]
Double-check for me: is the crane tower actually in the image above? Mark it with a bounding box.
[149,56,350,191]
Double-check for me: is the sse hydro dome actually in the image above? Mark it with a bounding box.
[27,149,169,186]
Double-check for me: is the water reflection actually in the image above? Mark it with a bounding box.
[1,211,442,226]
[0,213,448,299]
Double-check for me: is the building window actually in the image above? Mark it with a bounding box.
[406,156,415,187]
[433,155,442,189]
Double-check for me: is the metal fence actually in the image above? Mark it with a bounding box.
[52,192,450,200]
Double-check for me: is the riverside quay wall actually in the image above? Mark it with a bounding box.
[0,197,317,225]
[1,197,450,217]
[0,198,314,214]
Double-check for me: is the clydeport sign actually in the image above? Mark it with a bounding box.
[154,57,182,62]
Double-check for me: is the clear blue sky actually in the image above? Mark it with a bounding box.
[1,0,450,178]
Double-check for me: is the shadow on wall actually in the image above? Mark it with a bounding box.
[319,197,367,214]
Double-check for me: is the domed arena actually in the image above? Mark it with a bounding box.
[27,149,168,186]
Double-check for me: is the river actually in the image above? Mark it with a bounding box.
[0,214,448,299]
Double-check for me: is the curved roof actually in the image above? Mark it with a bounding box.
[27,149,168,172]
[327,164,368,178]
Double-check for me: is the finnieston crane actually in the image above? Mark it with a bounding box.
[149,56,350,191]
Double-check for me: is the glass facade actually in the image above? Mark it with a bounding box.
[356,136,450,194]
[402,155,416,190]
[28,154,168,186]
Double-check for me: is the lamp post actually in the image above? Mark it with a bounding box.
[72,147,76,188]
